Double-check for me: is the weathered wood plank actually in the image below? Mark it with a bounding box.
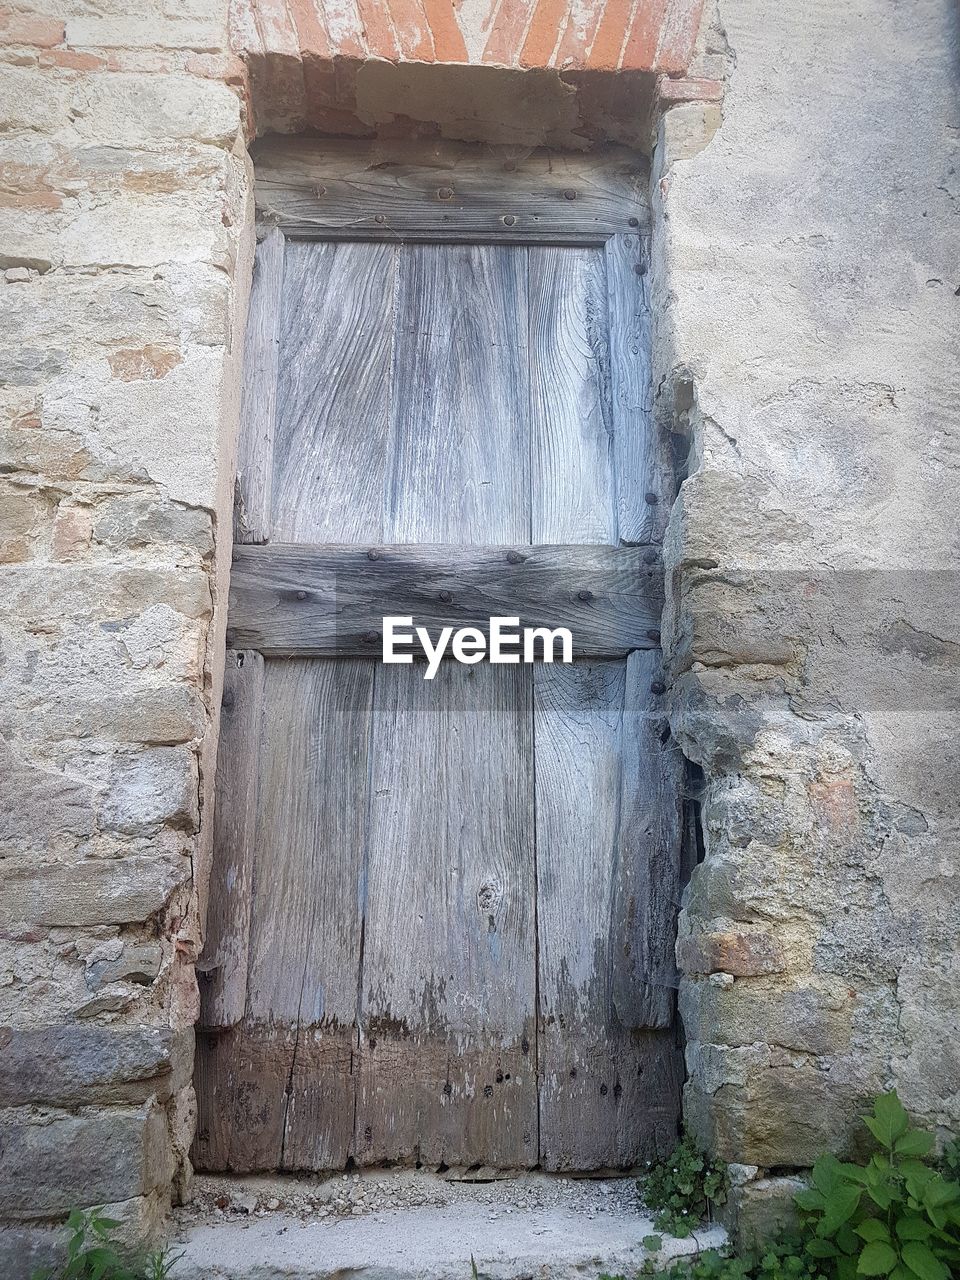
[355,661,537,1168]
[234,229,283,545]
[611,649,684,1030]
[385,243,529,543]
[198,650,264,1033]
[528,247,616,545]
[228,658,373,1172]
[533,657,681,1170]
[272,240,397,542]
[605,233,669,544]
[254,138,649,243]
[226,543,662,657]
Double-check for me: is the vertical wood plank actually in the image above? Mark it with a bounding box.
[606,233,669,544]
[534,655,682,1169]
[227,658,373,1172]
[198,650,264,1032]
[385,243,529,543]
[611,649,684,1030]
[234,229,284,545]
[272,240,397,543]
[355,661,538,1168]
[528,247,616,545]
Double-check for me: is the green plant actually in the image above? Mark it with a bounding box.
[795,1092,960,1280]
[639,1135,729,1238]
[31,1209,181,1280]
[657,1238,828,1280]
[937,1138,960,1184]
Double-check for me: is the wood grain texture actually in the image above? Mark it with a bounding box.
[226,543,662,658]
[533,658,682,1169]
[272,240,397,542]
[198,650,264,1032]
[254,138,649,243]
[385,244,528,543]
[228,658,374,1171]
[355,661,538,1168]
[234,229,284,545]
[528,247,616,545]
[610,649,684,1030]
[605,233,667,543]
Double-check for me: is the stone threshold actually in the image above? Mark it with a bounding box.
[170,1171,726,1279]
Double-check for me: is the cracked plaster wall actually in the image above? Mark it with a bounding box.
[652,0,960,1230]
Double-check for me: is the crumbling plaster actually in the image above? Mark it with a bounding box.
[652,0,960,1201]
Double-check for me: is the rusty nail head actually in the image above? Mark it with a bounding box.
[506,549,524,564]
[650,680,666,695]
[502,214,517,226]
[644,491,659,505]
[374,213,386,225]
[647,628,661,643]
[628,216,640,227]
[367,548,380,560]
[563,188,577,201]
[643,548,658,564]
[296,589,308,601]
[438,590,453,603]
[363,630,379,644]
[634,262,647,277]
[577,589,593,602]
[437,186,454,200]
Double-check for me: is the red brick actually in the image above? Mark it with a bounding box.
[586,0,633,70]
[419,0,466,62]
[656,0,706,72]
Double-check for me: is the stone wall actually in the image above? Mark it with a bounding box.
[653,0,960,1231]
[1,0,958,1266]
[0,1,252,1269]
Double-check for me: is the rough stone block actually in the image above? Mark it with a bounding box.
[93,496,214,558]
[0,1223,64,1280]
[0,1026,174,1106]
[0,1106,172,1219]
[85,941,164,991]
[677,929,786,978]
[685,1067,863,1166]
[40,687,207,745]
[681,981,851,1055]
[1,564,211,627]
[723,1176,807,1250]
[72,73,241,148]
[0,855,190,927]
[0,490,45,562]
[101,747,200,833]
[0,741,96,854]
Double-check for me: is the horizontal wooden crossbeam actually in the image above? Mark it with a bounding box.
[227,543,663,657]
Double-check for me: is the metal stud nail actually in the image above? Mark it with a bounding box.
[367,548,380,560]
[374,213,386,225]
[563,188,577,201]
[577,589,593,602]
[501,214,517,227]
[628,216,640,227]
[634,262,647,277]
[437,186,454,200]
[506,549,524,564]
[644,491,659,505]
[362,630,379,645]
[438,590,453,603]
[650,680,666,695]
[296,589,308,601]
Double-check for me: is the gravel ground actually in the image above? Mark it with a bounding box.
[176,1169,649,1230]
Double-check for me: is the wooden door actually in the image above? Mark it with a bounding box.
[194,140,683,1175]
